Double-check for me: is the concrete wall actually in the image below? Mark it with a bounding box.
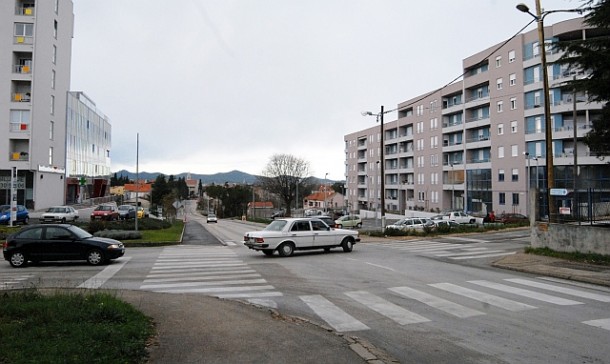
[531,223,610,256]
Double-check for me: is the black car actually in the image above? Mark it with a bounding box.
[2,224,125,268]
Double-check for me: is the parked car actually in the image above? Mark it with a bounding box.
[207,213,218,223]
[243,217,360,257]
[3,224,125,267]
[0,205,29,225]
[386,217,434,231]
[442,211,476,224]
[432,220,461,229]
[40,206,79,223]
[90,204,119,221]
[117,205,136,220]
[499,213,529,224]
[317,215,336,228]
[271,210,285,218]
[137,207,149,219]
[334,215,362,229]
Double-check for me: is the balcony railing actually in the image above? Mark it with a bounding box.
[9,152,29,161]
[12,93,31,102]
[14,36,34,45]
[10,123,29,132]
[13,64,32,74]
[15,6,35,16]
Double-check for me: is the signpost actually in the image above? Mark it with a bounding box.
[550,188,568,196]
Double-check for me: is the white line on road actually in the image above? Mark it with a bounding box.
[429,282,537,312]
[77,257,131,289]
[143,273,262,283]
[450,251,516,260]
[468,280,583,305]
[443,237,490,243]
[389,286,485,318]
[140,278,267,290]
[582,318,610,331]
[157,285,277,294]
[300,295,370,332]
[345,291,430,325]
[505,278,610,302]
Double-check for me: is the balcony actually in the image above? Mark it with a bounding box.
[10,123,29,132]
[14,36,34,45]
[15,5,36,16]
[12,93,31,102]
[13,64,32,74]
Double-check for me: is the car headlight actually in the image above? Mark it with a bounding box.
[107,244,121,250]
[0,215,8,221]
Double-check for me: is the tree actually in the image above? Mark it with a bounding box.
[555,0,610,155]
[258,154,312,217]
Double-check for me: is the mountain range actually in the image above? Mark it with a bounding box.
[113,169,259,185]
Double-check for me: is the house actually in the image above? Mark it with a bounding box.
[304,185,344,212]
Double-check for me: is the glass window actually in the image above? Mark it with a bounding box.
[509,73,516,86]
[498,146,504,158]
[497,78,503,90]
[495,56,502,68]
[512,145,518,157]
[49,147,54,165]
[512,168,519,182]
[511,120,518,133]
[497,101,503,113]
[512,193,520,205]
[509,50,516,63]
[498,169,505,182]
[498,123,504,135]
[499,193,506,205]
[14,23,33,36]
[510,97,517,110]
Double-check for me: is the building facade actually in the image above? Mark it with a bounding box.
[1,0,74,209]
[344,18,609,218]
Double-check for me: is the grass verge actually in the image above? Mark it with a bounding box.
[525,247,610,266]
[0,289,154,364]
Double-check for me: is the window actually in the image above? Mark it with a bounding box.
[497,78,503,90]
[509,73,516,86]
[10,110,30,124]
[49,121,54,140]
[498,123,504,135]
[512,193,520,205]
[52,45,57,64]
[512,145,518,157]
[53,20,58,38]
[512,168,519,182]
[497,101,503,113]
[430,118,438,130]
[50,95,55,115]
[495,56,502,68]
[511,120,518,133]
[15,23,34,36]
[55,0,59,13]
[499,193,506,205]
[509,50,516,63]
[51,70,56,89]
[510,97,517,110]
[498,169,505,182]
[498,146,504,158]
[49,147,54,165]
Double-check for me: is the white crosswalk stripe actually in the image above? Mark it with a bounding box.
[140,246,281,299]
[389,286,485,318]
[505,278,610,302]
[0,273,33,289]
[300,295,370,332]
[370,239,514,260]
[345,291,430,325]
[468,280,584,305]
[582,318,610,331]
[429,282,537,311]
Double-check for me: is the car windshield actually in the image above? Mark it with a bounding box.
[96,205,113,211]
[0,205,10,213]
[118,206,131,210]
[46,207,64,213]
[264,220,287,231]
[66,225,93,239]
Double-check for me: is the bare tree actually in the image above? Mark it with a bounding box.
[258,154,312,217]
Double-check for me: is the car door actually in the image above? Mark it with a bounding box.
[15,226,45,260]
[289,220,315,248]
[311,219,336,246]
[44,226,81,260]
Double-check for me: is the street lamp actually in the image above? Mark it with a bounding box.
[517,1,587,222]
[524,152,530,217]
[324,172,328,213]
[362,106,387,229]
[450,163,455,211]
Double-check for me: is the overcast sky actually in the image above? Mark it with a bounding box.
[70,0,584,180]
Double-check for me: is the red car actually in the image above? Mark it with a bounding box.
[90,204,119,221]
[499,213,529,224]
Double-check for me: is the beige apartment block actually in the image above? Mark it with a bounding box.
[344,18,609,218]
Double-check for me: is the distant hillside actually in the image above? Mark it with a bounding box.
[112,170,259,185]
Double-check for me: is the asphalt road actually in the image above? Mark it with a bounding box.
[3,208,609,363]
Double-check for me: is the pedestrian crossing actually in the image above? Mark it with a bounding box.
[372,238,517,260]
[299,278,610,333]
[139,245,282,304]
[0,273,33,290]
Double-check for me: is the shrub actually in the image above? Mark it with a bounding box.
[93,230,143,240]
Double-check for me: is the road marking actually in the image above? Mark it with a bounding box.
[435,249,501,257]
[443,237,490,243]
[450,251,516,260]
[78,257,131,289]
[300,295,370,332]
[537,277,610,293]
[364,262,397,272]
[582,318,610,331]
[146,268,257,278]
[158,285,277,294]
[468,280,583,305]
[143,273,262,283]
[389,286,485,318]
[505,278,610,302]
[345,291,430,325]
[429,282,537,312]
[140,278,268,290]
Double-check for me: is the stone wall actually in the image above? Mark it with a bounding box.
[531,223,610,256]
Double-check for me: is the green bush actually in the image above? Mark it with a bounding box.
[81,218,171,234]
[94,230,143,240]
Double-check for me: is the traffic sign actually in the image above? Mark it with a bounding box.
[550,188,568,196]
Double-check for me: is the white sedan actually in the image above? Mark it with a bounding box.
[40,206,79,223]
[243,217,360,257]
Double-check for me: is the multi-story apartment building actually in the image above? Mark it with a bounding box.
[1,0,74,209]
[345,18,609,218]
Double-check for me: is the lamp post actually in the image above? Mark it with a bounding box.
[517,2,587,222]
[450,163,455,211]
[324,172,328,213]
[525,152,530,217]
[362,106,387,230]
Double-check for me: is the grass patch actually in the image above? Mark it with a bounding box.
[0,289,154,364]
[126,220,184,246]
[525,247,610,266]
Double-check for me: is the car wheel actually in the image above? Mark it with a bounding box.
[9,252,27,268]
[356,223,362,228]
[262,249,274,256]
[87,249,105,265]
[341,239,354,253]
[469,219,475,224]
[277,242,295,257]
[324,247,331,253]
[61,217,66,223]
[23,216,29,225]
[337,224,343,228]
